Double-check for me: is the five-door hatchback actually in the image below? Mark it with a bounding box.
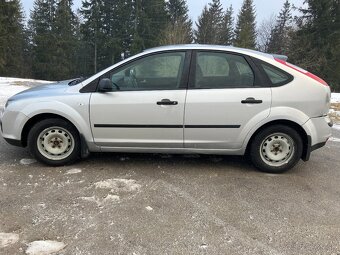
[0,45,332,173]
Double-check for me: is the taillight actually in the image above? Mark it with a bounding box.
[274,58,328,86]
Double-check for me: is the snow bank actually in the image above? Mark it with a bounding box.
[331,93,340,104]
[330,93,340,125]
[0,77,52,107]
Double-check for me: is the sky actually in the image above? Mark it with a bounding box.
[22,0,306,23]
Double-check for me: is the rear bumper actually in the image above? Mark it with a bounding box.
[302,116,332,161]
[302,136,327,161]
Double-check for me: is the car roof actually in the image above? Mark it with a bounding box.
[144,44,275,60]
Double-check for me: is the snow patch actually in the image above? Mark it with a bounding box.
[200,244,208,249]
[65,168,82,175]
[80,194,120,206]
[0,77,52,107]
[332,124,340,131]
[26,240,66,255]
[0,232,19,248]
[20,158,37,165]
[94,179,141,193]
[145,206,153,211]
[329,137,340,143]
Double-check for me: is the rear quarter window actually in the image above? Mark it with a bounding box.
[261,62,293,86]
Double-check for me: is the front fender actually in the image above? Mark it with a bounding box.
[21,100,94,145]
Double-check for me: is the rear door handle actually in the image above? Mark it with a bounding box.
[241,97,263,104]
[157,99,178,106]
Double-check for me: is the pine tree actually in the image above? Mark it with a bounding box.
[234,0,257,49]
[220,5,234,45]
[0,0,27,77]
[267,0,293,54]
[161,0,193,44]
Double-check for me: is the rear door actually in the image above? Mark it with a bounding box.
[90,51,190,148]
[184,51,271,150]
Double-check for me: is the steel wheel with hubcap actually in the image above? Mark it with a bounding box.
[250,125,303,173]
[28,118,80,166]
[260,133,295,167]
[37,127,75,161]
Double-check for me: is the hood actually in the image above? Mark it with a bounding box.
[9,80,72,101]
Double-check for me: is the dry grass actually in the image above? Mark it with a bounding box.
[329,103,340,124]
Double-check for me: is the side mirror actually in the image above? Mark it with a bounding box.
[98,78,112,92]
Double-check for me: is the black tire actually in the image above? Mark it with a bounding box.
[249,125,303,173]
[27,118,80,166]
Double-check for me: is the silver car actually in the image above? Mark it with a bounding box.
[0,45,332,173]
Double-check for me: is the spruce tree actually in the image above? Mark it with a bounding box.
[267,0,293,54]
[131,0,167,53]
[234,0,257,49]
[195,0,235,45]
[53,0,79,79]
[208,0,223,44]
[161,0,193,44]
[289,0,340,91]
[220,5,234,45]
[194,5,214,44]
[29,0,57,79]
[0,0,27,77]
[80,0,103,74]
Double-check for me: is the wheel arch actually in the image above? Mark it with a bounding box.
[245,119,309,160]
[21,113,78,147]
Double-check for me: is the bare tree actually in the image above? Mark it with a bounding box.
[160,20,193,45]
[257,14,276,52]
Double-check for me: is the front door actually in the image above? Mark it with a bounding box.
[184,51,271,150]
[90,51,189,148]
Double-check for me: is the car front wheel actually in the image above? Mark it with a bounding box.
[28,118,80,166]
[250,125,303,173]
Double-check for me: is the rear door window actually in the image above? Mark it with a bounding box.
[193,52,254,89]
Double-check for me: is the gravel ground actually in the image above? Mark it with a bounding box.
[0,128,339,255]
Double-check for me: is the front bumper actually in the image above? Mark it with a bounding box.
[0,109,28,147]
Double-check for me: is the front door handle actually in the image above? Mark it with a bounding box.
[157,99,178,106]
[241,97,263,104]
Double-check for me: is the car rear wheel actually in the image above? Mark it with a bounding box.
[28,118,80,166]
[250,125,303,173]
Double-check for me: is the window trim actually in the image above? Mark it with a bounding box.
[253,58,294,87]
[188,50,263,90]
[80,50,192,93]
